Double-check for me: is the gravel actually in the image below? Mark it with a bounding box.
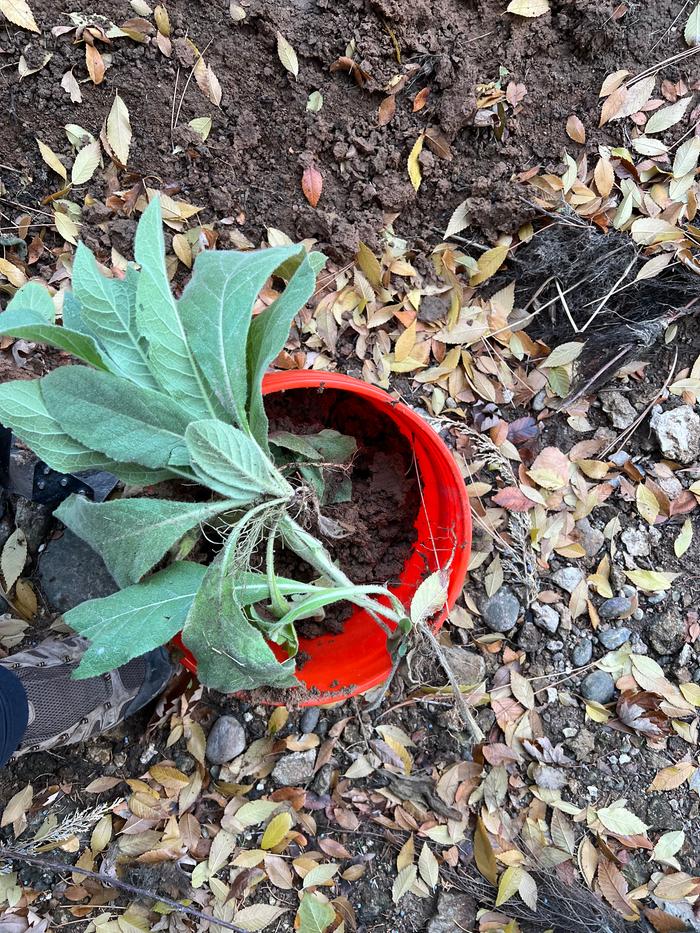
[581,670,615,703]
[598,596,634,620]
[533,603,560,634]
[480,587,520,633]
[650,405,700,464]
[597,626,632,650]
[601,391,637,429]
[271,749,317,786]
[551,567,585,593]
[206,715,247,764]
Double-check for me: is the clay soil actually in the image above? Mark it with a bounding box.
[0,0,684,260]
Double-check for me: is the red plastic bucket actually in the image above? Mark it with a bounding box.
[176,370,471,705]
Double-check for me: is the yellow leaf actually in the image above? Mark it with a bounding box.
[469,245,509,286]
[0,0,38,31]
[507,0,549,13]
[261,812,293,850]
[71,141,101,186]
[408,134,424,191]
[585,700,612,722]
[496,866,523,907]
[392,865,417,903]
[276,31,298,77]
[674,518,693,558]
[394,320,417,363]
[106,93,132,165]
[267,706,289,735]
[636,484,659,526]
[624,569,678,593]
[418,843,439,889]
[37,139,66,180]
[680,682,700,706]
[648,762,696,792]
[474,816,498,884]
[397,834,415,871]
[0,258,26,289]
[596,804,648,835]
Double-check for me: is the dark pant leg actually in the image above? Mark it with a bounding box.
[0,666,29,767]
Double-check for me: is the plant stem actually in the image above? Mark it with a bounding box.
[265,519,289,619]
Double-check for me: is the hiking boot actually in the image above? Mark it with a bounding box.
[0,636,175,757]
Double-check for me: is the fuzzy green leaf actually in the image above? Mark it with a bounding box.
[68,562,207,678]
[184,419,291,502]
[247,252,319,450]
[55,495,241,587]
[72,244,158,388]
[134,197,219,418]
[178,246,306,428]
[270,428,356,463]
[6,281,55,320]
[41,366,192,470]
[0,306,112,369]
[181,556,299,692]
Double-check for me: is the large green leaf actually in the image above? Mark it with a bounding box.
[181,555,299,692]
[55,494,241,587]
[0,306,111,370]
[134,198,219,418]
[72,244,158,388]
[183,419,291,502]
[41,366,193,469]
[68,561,207,678]
[6,281,55,320]
[178,246,306,428]
[246,252,318,451]
[0,379,173,484]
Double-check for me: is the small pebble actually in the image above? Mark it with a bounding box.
[551,567,584,594]
[572,640,593,667]
[581,670,615,704]
[300,707,320,734]
[598,626,632,650]
[480,587,520,633]
[598,597,633,620]
[206,715,246,765]
[632,608,644,621]
[533,603,560,634]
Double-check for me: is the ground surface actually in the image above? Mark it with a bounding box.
[1,0,700,932]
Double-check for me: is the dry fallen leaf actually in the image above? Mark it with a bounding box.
[0,0,38,31]
[565,114,586,143]
[408,134,424,191]
[301,165,322,207]
[506,0,549,15]
[276,31,298,78]
[85,43,105,85]
[378,95,396,126]
[106,92,132,165]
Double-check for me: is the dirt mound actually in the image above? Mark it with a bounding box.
[0,0,680,257]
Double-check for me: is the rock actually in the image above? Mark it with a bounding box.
[300,707,320,734]
[13,498,52,556]
[581,670,615,704]
[551,567,584,594]
[38,530,118,613]
[598,596,634,620]
[427,892,477,933]
[517,621,539,652]
[311,763,332,796]
[567,727,596,762]
[206,716,246,764]
[575,518,604,557]
[532,603,559,634]
[442,646,486,684]
[621,526,651,558]
[597,626,632,650]
[645,609,687,656]
[651,405,700,464]
[646,795,681,830]
[572,640,593,667]
[601,391,636,429]
[272,749,316,786]
[480,587,520,633]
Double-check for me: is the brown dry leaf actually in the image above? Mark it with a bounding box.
[424,126,452,160]
[194,54,222,105]
[527,446,570,490]
[408,134,424,191]
[648,762,697,791]
[474,816,498,884]
[566,114,586,143]
[0,258,26,289]
[597,858,638,920]
[378,95,396,126]
[301,165,322,208]
[599,69,630,97]
[85,43,105,85]
[329,55,369,87]
[413,87,430,111]
[599,75,655,126]
[396,833,415,870]
[37,139,67,180]
[594,157,615,197]
[510,670,535,709]
[1,783,32,830]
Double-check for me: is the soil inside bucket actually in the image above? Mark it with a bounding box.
[263,386,421,637]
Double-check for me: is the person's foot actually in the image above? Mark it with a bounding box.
[0,636,175,757]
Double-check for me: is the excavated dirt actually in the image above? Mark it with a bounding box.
[0,0,686,260]
[264,386,421,635]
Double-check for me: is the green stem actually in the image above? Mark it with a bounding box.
[265,520,290,619]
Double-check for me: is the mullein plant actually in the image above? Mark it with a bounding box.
[0,198,415,692]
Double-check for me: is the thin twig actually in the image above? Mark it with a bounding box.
[0,848,249,933]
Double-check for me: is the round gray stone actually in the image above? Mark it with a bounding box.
[480,587,520,633]
[581,670,615,704]
[598,626,632,650]
[598,596,633,620]
[206,715,246,764]
[272,749,317,786]
[572,639,593,667]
